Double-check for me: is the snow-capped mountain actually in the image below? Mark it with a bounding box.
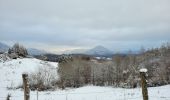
[0,42,10,52]
[85,46,113,56]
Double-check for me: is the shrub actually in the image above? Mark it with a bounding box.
[8,43,28,58]
[29,65,58,91]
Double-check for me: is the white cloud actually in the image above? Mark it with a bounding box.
[0,0,170,53]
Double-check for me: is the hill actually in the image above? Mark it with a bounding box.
[85,45,113,56]
[27,48,47,55]
[0,42,10,53]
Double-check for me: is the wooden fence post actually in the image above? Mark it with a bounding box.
[6,94,11,100]
[22,74,30,100]
[37,88,39,100]
[140,69,148,100]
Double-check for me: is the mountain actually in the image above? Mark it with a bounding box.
[0,42,10,53]
[85,46,113,56]
[0,42,47,55]
[62,45,140,56]
[27,48,47,55]
[62,45,114,56]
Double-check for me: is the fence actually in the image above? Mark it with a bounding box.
[1,88,170,100]
[0,73,170,100]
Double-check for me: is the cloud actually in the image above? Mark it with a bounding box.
[0,0,170,53]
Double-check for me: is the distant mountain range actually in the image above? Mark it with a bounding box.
[63,45,114,57]
[0,42,10,53]
[63,45,140,56]
[0,42,47,55]
[0,42,140,56]
[27,48,47,55]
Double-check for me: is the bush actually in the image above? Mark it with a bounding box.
[29,65,58,91]
[8,43,28,58]
[58,58,92,89]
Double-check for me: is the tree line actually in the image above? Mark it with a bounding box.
[58,43,170,89]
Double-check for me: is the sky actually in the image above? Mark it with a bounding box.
[0,0,170,54]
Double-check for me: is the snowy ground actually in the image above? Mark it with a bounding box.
[0,58,170,100]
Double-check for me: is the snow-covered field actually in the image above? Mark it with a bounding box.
[0,58,170,100]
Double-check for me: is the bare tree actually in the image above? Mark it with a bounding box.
[8,43,28,57]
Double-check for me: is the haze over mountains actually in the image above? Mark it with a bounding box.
[0,42,140,56]
[27,48,47,55]
[62,45,113,56]
[63,45,140,56]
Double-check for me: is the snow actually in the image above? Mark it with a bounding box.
[1,85,170,100]
[0,58,58,99]
[139,68,148,73]
[0,58,170,100]
[0,53,10,62]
